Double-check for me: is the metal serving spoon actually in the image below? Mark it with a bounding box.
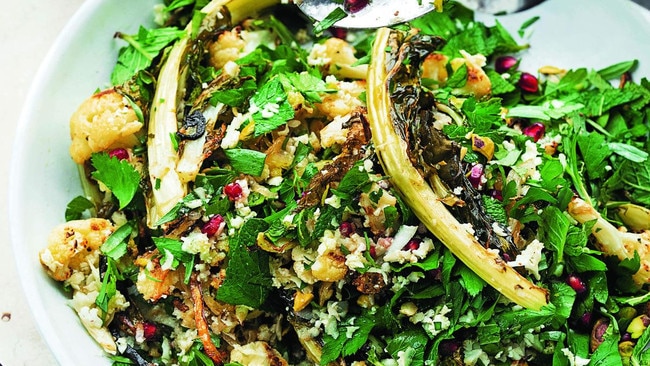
[295,0,546,29]
[294,0,437,29]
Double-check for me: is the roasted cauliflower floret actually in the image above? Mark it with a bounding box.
[449,50,492,98]
[39,218,115,281]
[208,29,274,70]
[229,341,289,366]
[208,29,246,70]
[134,251,182,301]
[69,88,143,164]
[315,79,365,120]
[308,38,367,80]
[39,218,127,354]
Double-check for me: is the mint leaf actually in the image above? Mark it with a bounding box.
[313,7,348,34]
[577,132,611,180]
[608,142,648,163]
[95,258,123,320]
[217,241,272,308]
[224,148,266,176]
[111,26,186,85]
[90,152,141,209]
[101,223,133,260]
[251,78,295,136]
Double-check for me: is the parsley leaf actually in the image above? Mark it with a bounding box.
[111,26,186,85]
[153,237,195,283]
[65,195,95,221]
[90,152,141,209]
[251,78,295,136]
[224,148,266,176]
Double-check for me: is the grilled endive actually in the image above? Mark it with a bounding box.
[366,27,549,310]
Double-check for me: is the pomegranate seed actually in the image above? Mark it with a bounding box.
[339,221,355,237]
[344,0,369,13]
[495,55,518,73]
[142,322,157,340]
[522,122,546,142]
[468,163,484,189]
[108,148,129,160]
[518,72,539,93]
[404,238,421,251]
[490,189,503,201]
[438,339,461,356]
[368,245,377,258]
[330,27,348,39]
[201,215,225,236]
[224,182,243,201]
[567,274,588,295]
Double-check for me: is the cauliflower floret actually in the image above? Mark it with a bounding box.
[315,78,365,120]
[308,38,367,80]
[39,218,115,281]
[421,52,449,86]
[39,218,128,354]
[134,251,182,301]
[208,29,274,70]
[69,88,143,163]
[449,50,492,98]
[208,30,246,70]
[229,341,288,366]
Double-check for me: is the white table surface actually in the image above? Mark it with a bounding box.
[1,1,84,365]
[2,0,650,365]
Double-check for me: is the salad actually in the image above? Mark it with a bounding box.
[37,0,650,365]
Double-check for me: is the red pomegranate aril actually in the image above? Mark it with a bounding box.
[522,122,546,142]
[567,274,588,294]
[368,245,377,258]
[404,238,421,251]
[518,72,539,93]
[224,182,243,201]
[490,189,503,201]
[142,322,157,340]
[438,339,461,356]
[339,221,355,237]
[495,55,518,73]
[202,214,225,236]
[330,27,348,39]
[344,0,369,13]
[108,148,129,160]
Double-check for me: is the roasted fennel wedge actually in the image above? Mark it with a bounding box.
[366,28,549,310]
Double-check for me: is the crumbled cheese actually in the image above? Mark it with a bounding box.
[561,348,591,366]
[409,305,452,337]
[492,222,508,237]
[463,339,491,366]
[461,223,476,236]
[324,194,341,208]
[507,239,544,280]
[221,112,248,149]
[181,231,212,261]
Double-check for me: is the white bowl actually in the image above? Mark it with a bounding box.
[9,0,650,364]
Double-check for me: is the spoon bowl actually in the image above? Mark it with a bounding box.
[295,0,437,29]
